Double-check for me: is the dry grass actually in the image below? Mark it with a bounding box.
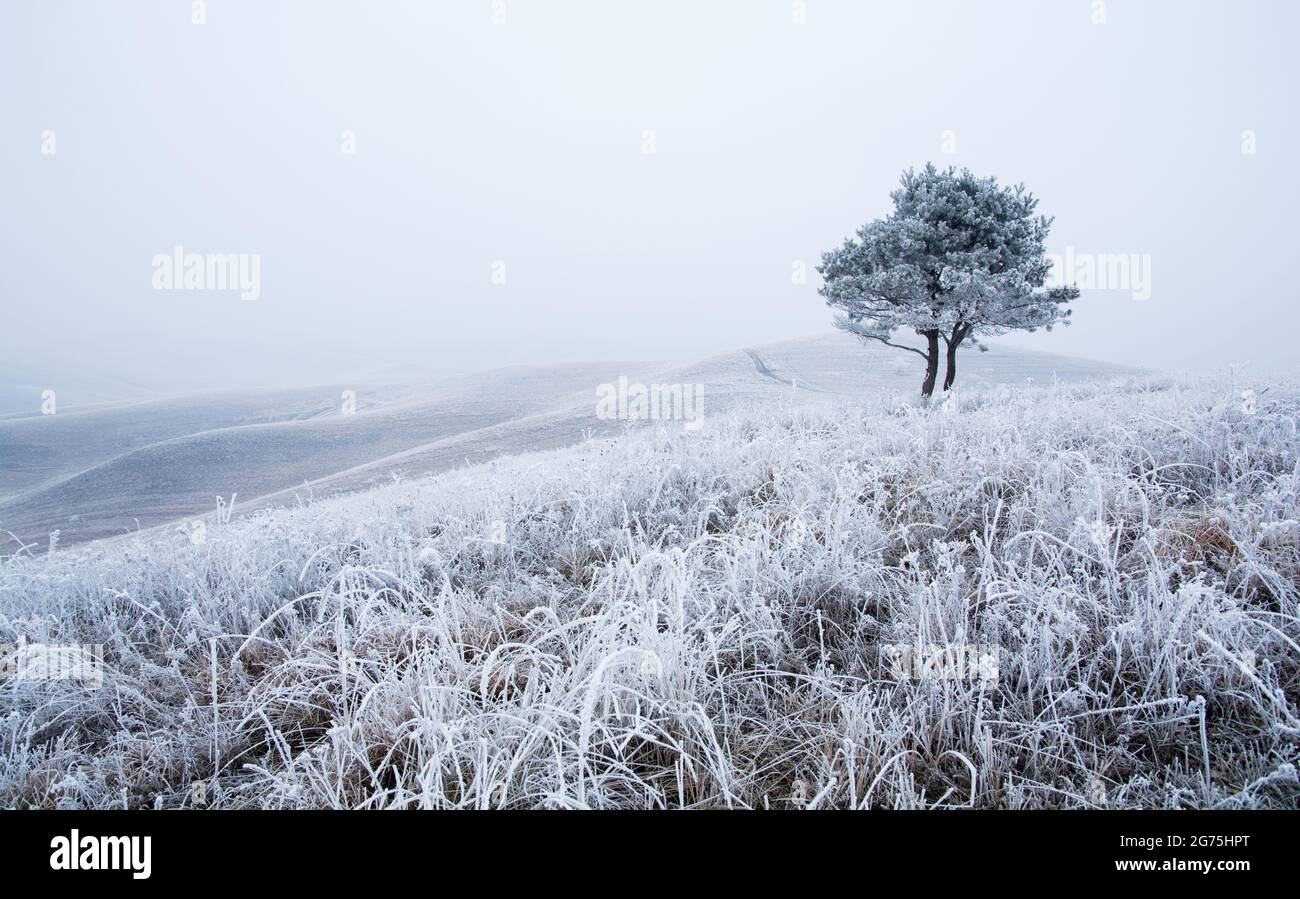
[1,374,1297,808]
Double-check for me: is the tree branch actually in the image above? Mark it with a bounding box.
[942,321,972,348]
[857,333,930,358]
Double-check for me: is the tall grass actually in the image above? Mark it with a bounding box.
[1,375,1297,808]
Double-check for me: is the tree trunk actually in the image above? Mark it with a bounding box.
[943,323,969,392]
[920,330,940,399]
[943,339,958,392]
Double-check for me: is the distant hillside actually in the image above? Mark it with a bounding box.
[0,333,1142,550]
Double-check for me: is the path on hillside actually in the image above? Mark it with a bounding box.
[743,348,830,393]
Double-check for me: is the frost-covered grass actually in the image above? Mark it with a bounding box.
[1,376,1298,809]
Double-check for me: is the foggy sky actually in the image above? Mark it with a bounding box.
[2,0,1297,393]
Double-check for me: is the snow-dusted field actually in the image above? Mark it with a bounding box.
[1,374,1297,808]
[0,362,662,547]
[0,332,1139,549]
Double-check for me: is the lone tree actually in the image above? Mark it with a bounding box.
[817,164,1080,399]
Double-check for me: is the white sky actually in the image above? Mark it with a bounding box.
[2,0,1296,390]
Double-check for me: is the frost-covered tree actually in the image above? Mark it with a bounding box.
[818,164,1080,399]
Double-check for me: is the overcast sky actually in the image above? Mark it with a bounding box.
[2,0,1296,391]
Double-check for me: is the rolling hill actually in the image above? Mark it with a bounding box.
[1,370,1294,809]
[0,332,1141,550]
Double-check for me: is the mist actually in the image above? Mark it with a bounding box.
[2,0,1297,397]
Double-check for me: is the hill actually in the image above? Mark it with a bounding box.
[0,373,1295,808]
[0,332,1140,549]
